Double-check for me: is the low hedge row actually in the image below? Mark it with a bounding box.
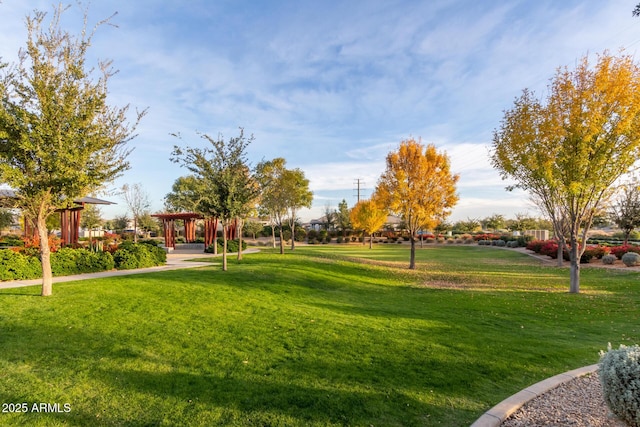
[205,238,248,254]
[112,241,166,270]
[525,240,640,263]
[0,242,167,281]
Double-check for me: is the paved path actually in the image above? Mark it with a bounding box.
[0,249,256,290]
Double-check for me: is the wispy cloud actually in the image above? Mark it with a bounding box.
[2,0,639,222]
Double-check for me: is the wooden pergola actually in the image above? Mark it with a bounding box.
[58,196,115,246]
[0,189,114,246]
[151,213,239,250]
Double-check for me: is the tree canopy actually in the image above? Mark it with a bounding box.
[609,179,640,245]
[254,158,312,253]
[350,198,387,249]
[491,51,640,293]
[0,4,144,295]
[171,128,258,270]
[121,183,150,243]
[375,138,459,269]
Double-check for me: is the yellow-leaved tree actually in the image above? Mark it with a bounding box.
[376,139,459,269]
[350,198,387,249]
[491,52,640,293]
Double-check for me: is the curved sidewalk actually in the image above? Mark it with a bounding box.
[470,364,599,426]
[0,250,230,290]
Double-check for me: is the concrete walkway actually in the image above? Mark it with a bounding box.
[0,249,251,290]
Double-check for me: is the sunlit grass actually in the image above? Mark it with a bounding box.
[0,245,638,426]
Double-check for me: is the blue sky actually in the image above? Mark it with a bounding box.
[2,1,640,222]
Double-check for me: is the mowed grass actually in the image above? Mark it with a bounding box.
[1,245,639,426]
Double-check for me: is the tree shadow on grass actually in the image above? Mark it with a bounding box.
[0,320,486,426]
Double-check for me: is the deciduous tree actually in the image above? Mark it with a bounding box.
[491,52,640,293]
[254,158,312,253]
[164,175,202,213]
[375,138,459,269]
[113,215,129,234]
[609,180,640,245]
[350,198,387,249]
[0,4,144,295]
[0,208,14,233]
[172,128,258,270]
[121,183,150,243]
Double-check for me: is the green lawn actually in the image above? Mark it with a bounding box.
[1,245,638,426]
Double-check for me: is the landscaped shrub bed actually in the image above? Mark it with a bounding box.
[51,247,115,276]
[610,244,640,259]
[0,249,41,280]
[0,235,25,247]
[525,239,630,263]
[113,241,166,270]
[0,241,167,280]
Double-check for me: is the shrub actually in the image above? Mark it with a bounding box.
[539,241,559,258]
[0,235,24,247]
[599,344,640,426]
[51,248,115,276]
[114,242,166,270]
[622,252,640,267]
[611,244,640,260]
[295,229,307,242]
[204,239,248,254]
[0,249,41,281]
[526,240,546,253]
[602,254,617,265]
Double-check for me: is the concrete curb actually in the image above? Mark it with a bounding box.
[470,364,599,427]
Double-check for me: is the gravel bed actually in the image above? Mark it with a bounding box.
[501,372,628,427]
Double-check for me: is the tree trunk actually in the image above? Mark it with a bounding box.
[409,238,416,269]
[133,217,138,243]
[222,224,228,271]
[290,223,296,251]
[237,219,243,261]
[569,237,580,293]
[556,242,564,267]
[271,224,276,248]
[279,227,284,255]
[37,212,53,296]
[369,232,373,249]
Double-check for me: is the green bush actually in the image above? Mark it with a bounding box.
[138,239,159,246]
[204,239,248,254]
[599,344,640,426]
[114,242,166,270]
[0,249,41,281]
[51,248,115,276]
[622,252,640,267]
[602,254,617,265]
[294,229,307,242]
[0,235,24,247]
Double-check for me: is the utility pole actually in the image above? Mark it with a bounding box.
[354,179,364,203]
